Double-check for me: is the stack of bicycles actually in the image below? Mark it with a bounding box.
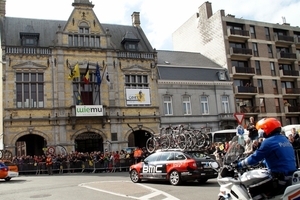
[0,150,13,160]
[145,125,211,153]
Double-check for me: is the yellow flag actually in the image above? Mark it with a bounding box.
[68,63,80,80]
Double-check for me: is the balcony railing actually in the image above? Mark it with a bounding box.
[232,66,255,75]
[279,69,300,78]
[277,52,297,60]
[285,106,300,113]
[227,29,250,43]
[117,52,154,59]
[6,47,52,55]
[236,86,257,93]
[274,34,295,44]
[229,29,250,37]
[282,88,300,95]
[231,47,252,55]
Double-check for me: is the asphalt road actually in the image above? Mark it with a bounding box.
[0,172,220,200]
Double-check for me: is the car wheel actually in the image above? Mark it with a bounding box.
[197,178,208,184]
[5,177,11,181]
[130,169,141,183]
[169,170,181,186]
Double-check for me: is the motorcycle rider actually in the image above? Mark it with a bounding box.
[238,118,297,196]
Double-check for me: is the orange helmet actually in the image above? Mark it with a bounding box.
[256,118,281,138]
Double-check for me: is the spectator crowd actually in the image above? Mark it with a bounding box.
[11,147,150,175]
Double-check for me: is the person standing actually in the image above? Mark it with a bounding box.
[291,128,299,140]
[45,154,53,175]
[247,117,258,141]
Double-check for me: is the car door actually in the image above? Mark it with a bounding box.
[165,152,187,172]
[140,152,161,179]
[153,152,170,179]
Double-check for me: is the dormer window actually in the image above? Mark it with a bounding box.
[121,31,140,51]
[127,43,138,51]
[20,32,39,46]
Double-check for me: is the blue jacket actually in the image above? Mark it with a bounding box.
[239,133,297,175]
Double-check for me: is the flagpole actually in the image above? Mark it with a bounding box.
[99,63,108,105]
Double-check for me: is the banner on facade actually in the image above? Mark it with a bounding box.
[76,105,103,116]
[126,89,151,105]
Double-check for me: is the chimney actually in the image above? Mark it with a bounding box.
[131,12,140,27]
[204,1,212,19]
[0,0,6,17]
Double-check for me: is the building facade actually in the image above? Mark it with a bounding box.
[173,1,300,126]
[0,0,160,156]
[157,50,236,132]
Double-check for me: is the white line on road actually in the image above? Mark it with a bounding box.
[79,181,180,200]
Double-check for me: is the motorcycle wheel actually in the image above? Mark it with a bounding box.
[218,197,225,200]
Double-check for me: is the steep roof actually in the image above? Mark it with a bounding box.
[3,17,153,52]
[4,17,65,47]
[157,50,229,82]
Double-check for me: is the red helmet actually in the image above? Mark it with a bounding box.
[256,118,281,137]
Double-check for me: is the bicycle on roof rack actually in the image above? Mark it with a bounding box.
[145,129,170,154]
[0,150,13,161]
[145,125,211,153]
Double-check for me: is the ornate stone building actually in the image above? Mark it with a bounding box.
[0,0,159,155]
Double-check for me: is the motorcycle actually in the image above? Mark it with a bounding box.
[212,136,300,200]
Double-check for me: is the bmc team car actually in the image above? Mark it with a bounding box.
[0,160,19,181]
[129,150,218,185]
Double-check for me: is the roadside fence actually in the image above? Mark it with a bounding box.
[17,158,135,175]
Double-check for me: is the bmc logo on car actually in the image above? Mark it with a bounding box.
[142,165,162,173]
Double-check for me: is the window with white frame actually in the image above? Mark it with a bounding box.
[201,96,209,114]
[16,72,44,108]
[221,96,230,113]
[164,96,173,115]
[183,96,191,115]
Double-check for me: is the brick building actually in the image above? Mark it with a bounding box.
[173,1,300,126]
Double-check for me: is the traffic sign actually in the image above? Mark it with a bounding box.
[234,113,245,124]
[47,146,55,154]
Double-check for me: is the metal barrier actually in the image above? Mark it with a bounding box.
[17,158,136,175]
[16,149,300,175]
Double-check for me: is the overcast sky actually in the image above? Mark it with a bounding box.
[5,0,300,50]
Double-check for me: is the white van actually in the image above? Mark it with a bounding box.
[282,125,300,137]
[207,129,249,144]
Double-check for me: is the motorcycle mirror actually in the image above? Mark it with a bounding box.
[210,162,219,169]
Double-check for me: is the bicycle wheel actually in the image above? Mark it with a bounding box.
[160,135,170,150]
[195,132,206,149]
[146,137,156,153]
[185,131,195,150]
[176,133,187,151]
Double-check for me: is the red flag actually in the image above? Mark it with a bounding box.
[83,63,89,84]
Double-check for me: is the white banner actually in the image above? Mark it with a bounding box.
[76,105,103,116]
[126,89,151,105]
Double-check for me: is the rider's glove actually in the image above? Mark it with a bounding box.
[231,161,238,168]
